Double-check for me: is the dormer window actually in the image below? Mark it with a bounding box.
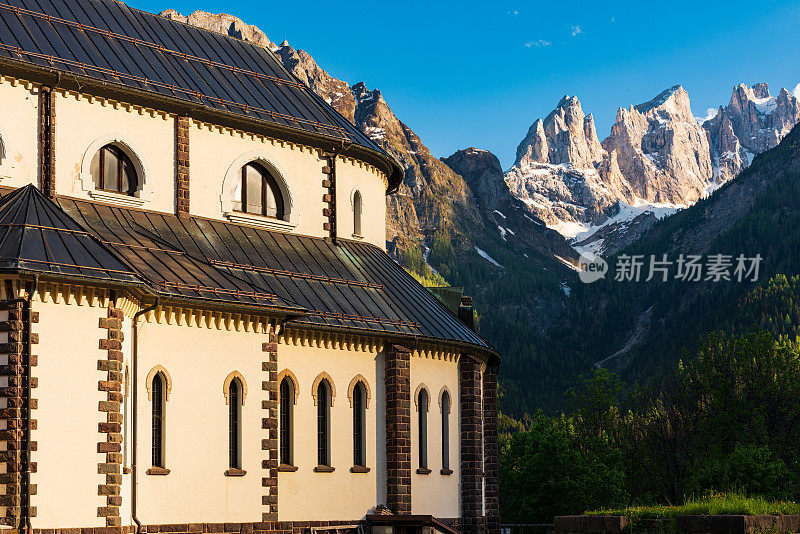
[233,163,284,219]
[90,144,138,196]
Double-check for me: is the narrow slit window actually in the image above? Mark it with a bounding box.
[151,373,165,468]
[418,388,428,470]
[317,380,330,466]
[441,391,450,470]
[229,378,242,469]
[90,144,138,196]
[353,382,366,467]
[280,377,293,465]
[353,190,362,236]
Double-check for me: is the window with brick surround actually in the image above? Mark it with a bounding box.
[441,390,450,471]
[90,144,139,196]
[229,378,242,469]
[317,379,331,467]
[151,372,165,468]
[233,162,284,219]
[279,377,294,465]
[418,388,428,470]
[353,381,366,467]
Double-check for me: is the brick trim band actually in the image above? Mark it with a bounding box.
[176,116,190,217]
[98,306,124,526]
[39,86,56,199]
[384,343,411,515]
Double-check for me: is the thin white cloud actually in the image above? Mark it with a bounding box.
[571,25,582,36]
[793,83,800,99]
[507,9,519,15]
[695,107,718,124]
[525,39,551,48]
[610,16,616,22]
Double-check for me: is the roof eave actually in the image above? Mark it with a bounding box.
[0,57,402,191]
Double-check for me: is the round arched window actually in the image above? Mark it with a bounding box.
[233,162,284,219]
[90,144,138,196]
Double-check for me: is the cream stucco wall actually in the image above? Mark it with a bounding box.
[410,354,460,518]
[54,91,176,212]
[0,78,40,188]
[335,156,387,249]
[134,319,267,524]
[276,340,381,521]
[31,297,111,528]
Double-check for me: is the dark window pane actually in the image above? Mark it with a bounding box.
[103,146,120,193]
[152,373,164,468]
[419,389,428,469]
[317,381,328,466]
[353,191,362,236]
[238,163,284,219]
[229,379,240,469]
[244,164,264,215]
[353,383,364,467]
[442,391,450,470]
[280,378,292,465]
[121,154,138,195]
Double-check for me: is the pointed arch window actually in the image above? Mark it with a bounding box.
[280,376,294,466]
[441,390,451,472]
[228,378,242,470]
[353,190,363,236]
[353,382,366,467]
[151,372,165,468]
[317,380,331,467]
[90,144,138,196]
[234,162,284,218]
[418,388,428,471]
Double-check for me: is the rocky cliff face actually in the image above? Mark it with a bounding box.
[704,83,800,183]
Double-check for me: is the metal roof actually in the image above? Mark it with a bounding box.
[0,0,403,191]
[0,184,140,283]
[55,196,494,353]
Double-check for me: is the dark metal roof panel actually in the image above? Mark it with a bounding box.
[0,0,390,158]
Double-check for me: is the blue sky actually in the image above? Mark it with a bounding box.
[128,0,800,168]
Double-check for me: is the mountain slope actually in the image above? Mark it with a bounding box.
[528,122,800,413]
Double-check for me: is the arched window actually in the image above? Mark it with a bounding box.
[90,144,138,196]
[418,388,428,470]
[353,190,363,236]
[441,390,451,471]
[234,162,284,218]
[279,377,294,466]
[353,382,366,467]
[229,378,242,469]
[0,135,5,166]
[151,372,165,468]
[317,380,331,467]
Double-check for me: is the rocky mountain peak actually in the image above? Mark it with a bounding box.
[159,9,275,49]
[752,82,770,99]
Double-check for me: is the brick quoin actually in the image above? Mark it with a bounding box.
[261,332,278,521]
[98,306,125,527]
[384,343,411,515]
[460,354,485,534]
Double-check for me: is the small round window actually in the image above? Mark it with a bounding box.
[90,144,138,196]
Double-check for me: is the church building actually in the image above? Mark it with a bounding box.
[0,1,500,534]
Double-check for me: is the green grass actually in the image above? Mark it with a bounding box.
[587,493,800,521]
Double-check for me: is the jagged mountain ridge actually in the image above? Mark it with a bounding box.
[507,83,800,255]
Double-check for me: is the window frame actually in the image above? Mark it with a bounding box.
[151,372,165,469]
[279,376,294,466]
[352,382,366,467]
[418,388,428,471]
[353,190,363,237]
[238,162,285,219]
[92,144,139,196]
[441,390,451,472]
[228,378,242,470]
[317,380,331,468]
